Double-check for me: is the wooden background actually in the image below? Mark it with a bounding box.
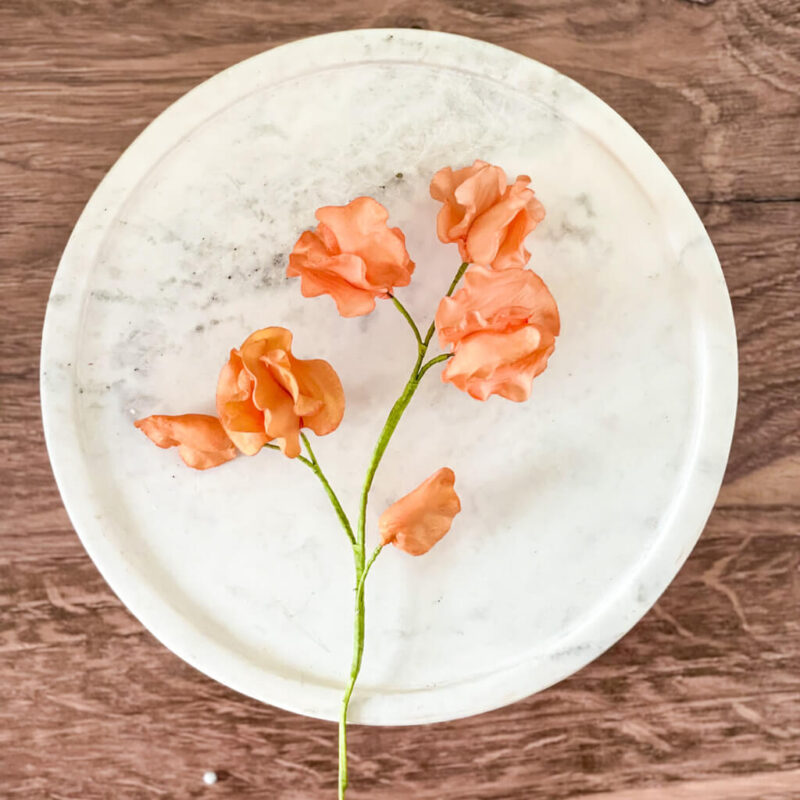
[1,1,799,797]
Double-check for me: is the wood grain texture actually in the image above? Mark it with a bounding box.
[1,1,798,798]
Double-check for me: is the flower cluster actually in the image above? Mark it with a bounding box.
[431,160,559,402]
[133,160,560,798]
[136,326,345,465]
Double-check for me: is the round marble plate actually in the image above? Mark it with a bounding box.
[41,29,737,725]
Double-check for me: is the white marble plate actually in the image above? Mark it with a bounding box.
[41,29,737,725]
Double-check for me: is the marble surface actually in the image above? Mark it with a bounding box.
[40,29,737,725]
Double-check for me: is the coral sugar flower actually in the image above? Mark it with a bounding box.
[288,196,415,317]
[430,160,545,270]
[216,327,345,458]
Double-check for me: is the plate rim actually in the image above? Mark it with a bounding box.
[40,28,738,725]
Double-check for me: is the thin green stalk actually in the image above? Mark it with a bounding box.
[358,263,469,551]
[421,261,468,346]
[265,440,355,546]
[338,260,470,798]
[338,544,382,799]
[389,294,423,350]
[356,365,422,553]
[417,352,453,379]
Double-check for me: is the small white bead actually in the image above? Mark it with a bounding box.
[203,771,218,785]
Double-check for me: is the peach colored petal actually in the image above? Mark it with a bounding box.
[436,266,560,349]
[134,414,237,470]
[369,226,415,289]
[316,199,415,291]
[288,231,379,317]
[288,197,414,318]
[452,165,507,235]
[237,332,300,458]
[216,350,269,455]
[239,327,294,353]
[492,192,545,271]
[256,347,322,419]
[378,468,461,556]
[442,327,556,402]
[289,356,345,436]
[465,177,546,269]
[435,265,559,402]
[252,366,302,456]
[217,351,263,430]
[226,430,270,456]
[430,160,506,244]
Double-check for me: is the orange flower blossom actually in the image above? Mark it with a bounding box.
[134,414,237,470]
[216,327,344,459]
[287,196,415,317]
[430,159,545,270]
[378,467,461,556]
[435,265,560,402]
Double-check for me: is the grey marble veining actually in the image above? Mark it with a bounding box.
[40,30,737,725]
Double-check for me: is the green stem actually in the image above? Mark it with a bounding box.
[338,260,469,798]
[389,294,423,350]
[265,440,355,546]
[356,262,469,554]
[421,261,469,347]
[338,544,382,799]
[356,365,422,554]
[417,352,453,379]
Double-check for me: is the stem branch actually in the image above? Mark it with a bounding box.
[389,294,423,350]
[417,352,453,379]
[338,260,469,797]
[265,439,355,546]
[421,261,469,346]
[338,544,382,799]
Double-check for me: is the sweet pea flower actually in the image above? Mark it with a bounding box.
[378,467,461,556]
[216,327,344,458]
[134,414,238,470]
[435,266,560,402]
[287,197,415,317]
[430,160,545,270]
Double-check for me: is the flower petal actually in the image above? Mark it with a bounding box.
[315,196,390,251]
[134,414,237,470]
[436,266,560,349]
[316,198,415,291]
[239,345,300,458]
[442,327,555,402]
[289,356,345,436]
[216,350,269,455]
[216,326,346,458]
[492,192,546,271]
[288,230,380,317]
[258,348,321,418]
[430,160,505,243]
[465,176,545,268]
[379,467,461,556]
